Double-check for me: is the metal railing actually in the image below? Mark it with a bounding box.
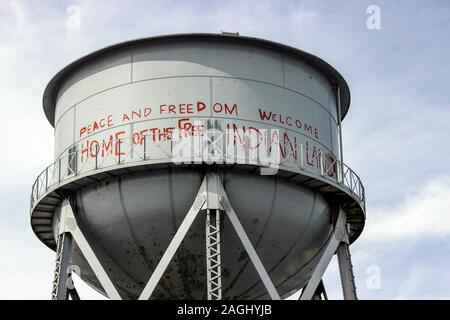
[30,133,365,212]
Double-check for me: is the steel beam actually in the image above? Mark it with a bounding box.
[311,280,328,300]
[138,178,208,300]
[138,196,206,300]
[217,176,281,300]
[68,287,81,300]
[337,240,358,300]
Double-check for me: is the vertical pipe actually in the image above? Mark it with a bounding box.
[45,167,48,190]
[336,85,345,182]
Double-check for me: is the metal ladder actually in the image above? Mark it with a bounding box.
[51,233,72,300]
[206,209,222,300]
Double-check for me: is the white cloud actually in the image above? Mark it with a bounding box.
[10,1,26,30]
[0,226,53,299]
[393,265,450,300]
[363,176,450,242]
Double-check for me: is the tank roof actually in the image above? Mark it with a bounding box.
[43,33,351,127]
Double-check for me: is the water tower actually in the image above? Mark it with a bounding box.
[30,33,365,300]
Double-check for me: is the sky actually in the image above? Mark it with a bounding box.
[0,0,449,300]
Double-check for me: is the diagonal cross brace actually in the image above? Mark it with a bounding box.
[139,173,280,300]
[218,179,281,300]
[299,209,356,300]
[138,193,206,300]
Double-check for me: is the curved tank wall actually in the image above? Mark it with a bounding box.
[52,37,341,174]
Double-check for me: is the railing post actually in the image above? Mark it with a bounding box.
[45,167,48,191]
[362,185,366,208]
[320,152,324,176]
[359,183,362,201]
[300,144,304,169]
[349,171,353,192]
[118,139,121,164]
[31,181,36,207]
[95,144,98,169]
[343,166,347,186]
[143,134,147,160]
[75,148,79,176]
[58,157,62,183]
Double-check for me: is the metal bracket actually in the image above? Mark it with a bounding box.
[139,173,281,300]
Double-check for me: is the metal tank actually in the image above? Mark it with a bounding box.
[30,33,365,300]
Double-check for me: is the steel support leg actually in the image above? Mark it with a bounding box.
[206,209,222,300]
[337,241,358,300]
[56,199,122,300]
[51,232,73,300]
